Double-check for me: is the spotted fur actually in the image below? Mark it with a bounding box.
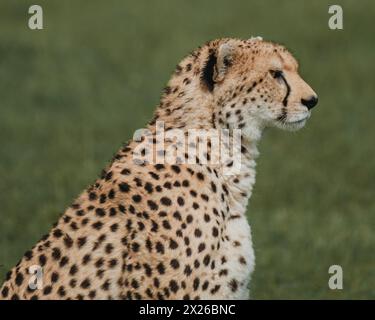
[0,38,317,300]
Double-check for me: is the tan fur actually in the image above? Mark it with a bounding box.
[0,38,317,300]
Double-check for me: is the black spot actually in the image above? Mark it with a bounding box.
[95,259,104,268]
[147,200,158,211]
[51,272,59,283]
[163,220,172,230]
[173,181,181,187]
[138,221,145,231]
[15,273,24,286]
[105,171,113,181]
[81,278,91,289]
[144,182,153,194]
[70,221,78,230]
[210,284,221,294]
[60,256,69,267]
[24,250,33,261]
[151,220,159,232]
[169,239,178,249]
[109,259,118,268]
[121,168,131,175]
[194,260,200,269]
[198,243,206,253]
[89,192,97,200]
[69,264,78,275]
[77,237,87,248]
[161,197,172,206]
[1,286,9,298]
[201,194,209,202]
[99,194,107,204]
[194,229,202,238]
[109,208,117,216]
[173,211,182,221]
[229,279,238,292]
[212,227,219,237]
[43,286,52,295]
[92,221,103,230]
[197,172,204,181]
[203,254,211,266]
[157,262,165,274]
[134,177,143,187]
[193,278,200,291]
[169,280,179,293]
[96,208,105,217]
[190,190,197,197]
[118,205,126,213]
[110,223,118,232]
[163,182,172,189]
[119,182,130,192]
[154,164,165,171]
[186,215,193,223]
[63,216,72,223]
[76,209,85,216]
[182,180,190,187]
[83,254,91,264]
[130,279,139,290]
[108,189,115,199]
[170,259,180,269]
[70,279,77,289]
[219,269,228,276]
[57,286,66,297]
[53,229,63,238]
[171,165,181,174]
[156,242,165,254]
[149,172,160,180]
[101,280,110,290]
[184,265,192,276]
[52,247,61,260]
[132,242,140,252]
[177,197,185,206]
[202,281,209,291]
[132,194,142,203]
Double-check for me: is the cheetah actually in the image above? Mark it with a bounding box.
[0,37,318,300]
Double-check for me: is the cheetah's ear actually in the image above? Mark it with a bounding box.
[214,42,235,83]
[201,42,235,92]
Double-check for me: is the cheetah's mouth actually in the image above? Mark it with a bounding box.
[282,117,308,131]
[274,114,309,131]
[288,118,307,125]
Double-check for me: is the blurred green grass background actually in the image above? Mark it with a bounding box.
[0,0,374,299]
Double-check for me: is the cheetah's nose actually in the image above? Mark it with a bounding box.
[301,96,318,110]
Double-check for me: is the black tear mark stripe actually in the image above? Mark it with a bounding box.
[280,73,291,107]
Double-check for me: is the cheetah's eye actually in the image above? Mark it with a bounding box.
[270,70,283,79]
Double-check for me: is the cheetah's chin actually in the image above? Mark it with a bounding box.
[275,118,308,131]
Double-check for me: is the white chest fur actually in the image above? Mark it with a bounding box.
[205,143,258,299]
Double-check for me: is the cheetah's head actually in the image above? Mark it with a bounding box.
[202,38,318,139]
